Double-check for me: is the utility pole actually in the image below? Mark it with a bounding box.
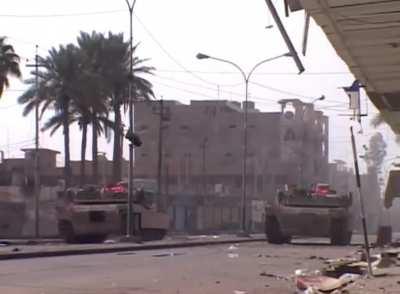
[26,45,43,238]
[200,137,208,195]
[125,0,137,239]
[350,126,373,276]
[157,98,164,211]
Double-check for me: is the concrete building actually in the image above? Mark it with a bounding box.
[134,99,329,202]
[0,148,128,187]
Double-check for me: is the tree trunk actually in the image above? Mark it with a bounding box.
[92,112,98,185]
[112,97,122,182]
[80,122,87,186]
[62,97,71,187]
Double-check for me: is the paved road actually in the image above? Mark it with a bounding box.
[0,240,359,294]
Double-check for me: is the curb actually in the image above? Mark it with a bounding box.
[0,237,266,261]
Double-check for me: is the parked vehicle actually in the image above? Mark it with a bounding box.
[265,185,353,245]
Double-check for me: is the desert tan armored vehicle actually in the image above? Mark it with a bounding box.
[56,184,169,243]
[265,184,353,245]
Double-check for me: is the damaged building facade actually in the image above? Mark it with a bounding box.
[134,99,330,232]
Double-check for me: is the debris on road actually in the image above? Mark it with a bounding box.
[228,245,239,251]
[292,245,400,293]
[259,271,289,280]
[116,252,136,255]
[228,253,239,258]
[152,252,185,257]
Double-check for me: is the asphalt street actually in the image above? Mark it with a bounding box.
[0,239,359,294]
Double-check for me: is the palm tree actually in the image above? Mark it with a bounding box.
[19,44,81,187]
[77,31,112,184]
[0,37,21,97]
[98,33,155,182]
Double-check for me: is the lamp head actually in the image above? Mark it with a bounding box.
[196,53,210,60]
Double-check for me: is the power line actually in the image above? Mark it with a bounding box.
[156,69,351,76]
[134,15,241,87]
[0,9,125,18]
[155,79,278,105]
[250,81,314,99]
[0,138,34,149]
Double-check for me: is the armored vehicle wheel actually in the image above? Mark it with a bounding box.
[265,216,287,244]
[141,229,167,241]
[330,219,352,245]
[58,220,76,244]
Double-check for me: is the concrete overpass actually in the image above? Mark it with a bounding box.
[288,0,400,132]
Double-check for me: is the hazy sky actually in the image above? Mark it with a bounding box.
[0,0,397,174]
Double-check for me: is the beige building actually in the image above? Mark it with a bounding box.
[134,99,329,201]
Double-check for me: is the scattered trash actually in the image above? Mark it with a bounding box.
[117,252,136,256]
[296,275,344,293]
[372,252,397,269]
[338,273,361,284]
[228,253,239,258]
[152,252,185,257]
[104,239,116,244]
[308,255,326,261]
[259,271,289,280]
[228,245,239,251]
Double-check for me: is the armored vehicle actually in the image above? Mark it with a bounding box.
[265,184,353,245]
[56,184,169,243]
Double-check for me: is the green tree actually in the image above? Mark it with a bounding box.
[19,44,81,186]
[0,37,21,97]
[105,37,155,182]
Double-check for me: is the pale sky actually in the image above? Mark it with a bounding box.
[0,0,397,174]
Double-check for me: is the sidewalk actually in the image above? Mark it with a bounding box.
[0,234,266,260]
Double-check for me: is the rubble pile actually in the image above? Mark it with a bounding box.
[294,248,400,293]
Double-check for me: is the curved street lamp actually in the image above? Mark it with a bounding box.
[311,95,325,104]
[196,52,292,235]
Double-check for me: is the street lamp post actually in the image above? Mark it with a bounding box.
[125,0,137,239]
[311,95,325,104]
[196,52,291,235]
